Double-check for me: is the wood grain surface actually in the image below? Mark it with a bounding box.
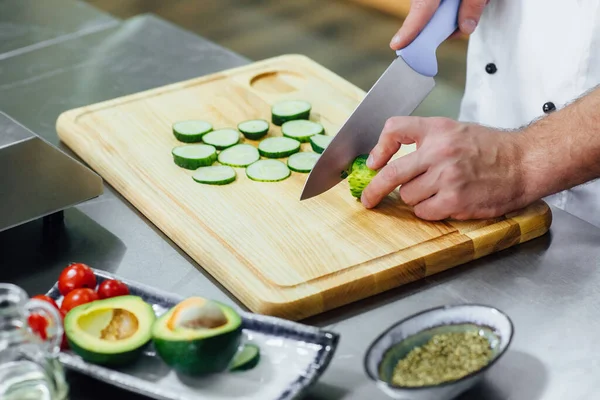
[56,55,552,320]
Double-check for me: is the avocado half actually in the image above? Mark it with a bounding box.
[64,295,156,366]
[152,297,242,376]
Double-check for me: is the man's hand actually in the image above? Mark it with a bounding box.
[360,117,532,220]
[390,0,489,50]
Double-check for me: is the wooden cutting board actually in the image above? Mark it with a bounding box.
[56,55,552,320]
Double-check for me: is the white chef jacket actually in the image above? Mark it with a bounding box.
[459,0,600,228]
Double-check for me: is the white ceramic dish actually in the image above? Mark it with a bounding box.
[45,269,339,400]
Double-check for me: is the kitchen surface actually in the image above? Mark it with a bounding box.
[2,1,600,400]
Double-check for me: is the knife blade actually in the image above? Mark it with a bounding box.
[300,0,460,201]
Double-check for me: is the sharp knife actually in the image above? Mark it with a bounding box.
[300,0,461,201]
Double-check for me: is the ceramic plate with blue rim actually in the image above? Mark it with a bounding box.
[45,269,339,400]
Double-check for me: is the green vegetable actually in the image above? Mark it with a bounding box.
[217,144,260,168]
[281,120,324,143]
[152,297,243,376]
[346,154,377,198]
[246,159,291,182]
[64,296,156,366]
[229,344,260,372]
[271,100,311,126]
[172,120,213,143]
[237,119,270,140]
[202,129,241,150]
[258,137,300,158]
[172,144,217,170]
[192,165,236,185]
[392,330,493,387]
[309,134,332,154]
[287,152,319,173]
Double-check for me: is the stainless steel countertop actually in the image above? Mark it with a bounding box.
[1,2,600,400]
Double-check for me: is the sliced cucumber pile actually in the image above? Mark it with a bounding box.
[287,152,320,173]
[192,165,236,185]
[229,344,260,372]
[172,120,213,143]
[202,129,241,150]
[281,120,324,143]
[238,119,269,140]
[310,134,333,154]
[218,144,260,168]
[172,144,217,170]
[258,137,301,158]
[246,160,291,182]
[271,100,311,126]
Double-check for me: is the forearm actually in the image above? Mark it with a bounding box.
[519,85,600,202]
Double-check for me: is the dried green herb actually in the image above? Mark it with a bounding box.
[392,330,492,387]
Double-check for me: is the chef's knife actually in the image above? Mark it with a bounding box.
[300,0,461,201]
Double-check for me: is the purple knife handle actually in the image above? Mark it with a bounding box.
[396,0,460,77]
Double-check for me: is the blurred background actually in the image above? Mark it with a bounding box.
[85,0,469,118]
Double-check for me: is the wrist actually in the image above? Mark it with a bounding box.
[514,125,551,204]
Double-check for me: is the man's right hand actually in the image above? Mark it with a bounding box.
[390,0,489,50]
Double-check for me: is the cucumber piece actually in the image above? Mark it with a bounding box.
[218,144,260,168]
[287,152,320,173]
[310,134,333,154]
[172,120,213,143]
[192,165,236,185]
[172,144,217,170]
[230,344,260,372]
[202,129,241,150]
[246,160,291,182]
[258,137,300,158]
[281,120,324,143]
[271,100,311,126]
[237,119,269,140]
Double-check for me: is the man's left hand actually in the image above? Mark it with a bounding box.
[361,116,532,220]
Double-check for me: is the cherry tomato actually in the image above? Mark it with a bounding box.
[28,313,49,341]
[32,295,59,311]
[97,279,129,299]
[60,288,98,314]
[58,263,96,296]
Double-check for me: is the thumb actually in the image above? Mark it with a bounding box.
[390,0,441,50]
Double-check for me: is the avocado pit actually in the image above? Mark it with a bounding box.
[167,297,228,331]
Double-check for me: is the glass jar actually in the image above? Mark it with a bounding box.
[0,283,68,400]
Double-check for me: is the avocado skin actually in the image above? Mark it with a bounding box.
[153,325,242,375]
[67,337,150,366]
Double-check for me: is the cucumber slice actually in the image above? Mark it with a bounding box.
[218,144,260,167]
[238,119,269,140]
[172,120,213,143]
[258,137,300,158]
[281,120,324,143]
[172,144,217,170]
[310,134,333,154]
[202,129,241,150]
[271,100,311,126]
[287,152,320,173]
[192,165,236,185]
[246,160,291,182]
[230,344,260,372]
